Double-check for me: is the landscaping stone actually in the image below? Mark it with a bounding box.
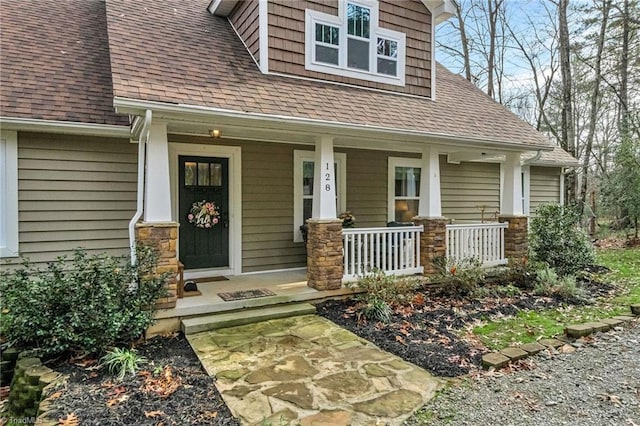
[481,352,510,369]
[630,304,640,315]
[612,315,635,322]
[187,315,441,425]
[583,321,609,332]
[500,347,528,361]
[538,338,565,349]
[565,323,593,338]
[519,342,546,355]
[600,318,624,328]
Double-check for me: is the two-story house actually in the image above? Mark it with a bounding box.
[0,0,576,324]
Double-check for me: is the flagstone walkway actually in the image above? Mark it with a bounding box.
[187,315,442,425]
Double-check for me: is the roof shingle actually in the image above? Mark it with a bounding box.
[0,0,127,126]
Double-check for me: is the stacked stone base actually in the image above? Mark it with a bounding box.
[498,215,528,260]
[135,222,179,309]
[413,217,448,275]
[306,219,343,291]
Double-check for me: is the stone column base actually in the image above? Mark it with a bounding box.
[135,222,179,309]
[498,215,528,261]
[413,216,448,275]
[306,219,343,291]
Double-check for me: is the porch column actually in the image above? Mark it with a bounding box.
[413,146,447,275]
[499,152,528,261]
[139,121,179,309]
[307,136,343,290]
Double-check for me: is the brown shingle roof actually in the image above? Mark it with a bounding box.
[0,0,126,126]
[104,0,553,148]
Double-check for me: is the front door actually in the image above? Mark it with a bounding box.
[179,156,229,269]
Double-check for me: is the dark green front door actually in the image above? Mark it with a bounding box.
[179,156,229,269]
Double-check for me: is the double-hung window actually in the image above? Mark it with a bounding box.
[293,150,347,243]
[388,158,421,223]
[305,1,406,86]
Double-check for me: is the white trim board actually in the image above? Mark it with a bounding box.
[169,142,242,275]
[0,117,130,137]
[0,130,18,258]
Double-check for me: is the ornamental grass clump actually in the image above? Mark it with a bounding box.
[101,348,147,381]
[0,246,167,357]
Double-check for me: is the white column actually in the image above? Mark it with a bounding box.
[417,145,442,217]
[501,152,523,215]
[144,122,173,222]
[312,135,337,219]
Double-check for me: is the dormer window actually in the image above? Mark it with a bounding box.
[305,1,406,86]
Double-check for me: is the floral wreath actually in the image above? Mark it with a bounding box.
[188,200,221,228]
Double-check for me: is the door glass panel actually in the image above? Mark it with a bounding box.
[210,163,222,187]
[184,162,196,186]
[198,163,210,186]
[303,198,313,224]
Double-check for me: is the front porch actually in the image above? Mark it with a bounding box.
[148,269,357,335]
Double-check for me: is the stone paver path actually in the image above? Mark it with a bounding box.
[187,315,441,425]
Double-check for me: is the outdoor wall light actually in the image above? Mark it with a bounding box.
[209,129,221,138]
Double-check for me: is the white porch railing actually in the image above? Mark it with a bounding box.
[342,226,423,281]
[445,222,508,267]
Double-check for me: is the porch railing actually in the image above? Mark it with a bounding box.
[342,226,423,281]
[445,222,508,267]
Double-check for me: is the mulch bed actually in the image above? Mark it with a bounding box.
[45,335,240,425]
[317,273,616,377]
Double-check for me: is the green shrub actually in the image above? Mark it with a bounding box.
[533,265,587,302]
[434,257,486,296]
[0,246,167,357]
[346,269,421,322]
[529,204,595,276]
[101,347,147,381]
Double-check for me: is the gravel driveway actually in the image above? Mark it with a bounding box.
[405,322,640,426]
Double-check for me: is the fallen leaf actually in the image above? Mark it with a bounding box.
[49,391,63,400]
[395,335,407,345]
[58,413,79,426]
[201,411,218,419]
[145,410,165,418]
[106,394,129,407]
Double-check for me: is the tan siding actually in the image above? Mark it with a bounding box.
[169,135,306,273]
[530,166,561,214]
[441,159,500,223]
[15,133,137,266]
[229,0,260,63]
[342,148,417,227]
[267,0,432,96]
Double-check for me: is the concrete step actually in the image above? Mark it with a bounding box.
[181,302,317,335]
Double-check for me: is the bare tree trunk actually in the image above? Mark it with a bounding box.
[455,0,472,81]
[618,0,629,141]
[559,0,577,204]
[487,0,498,98]
[579,0,611,215]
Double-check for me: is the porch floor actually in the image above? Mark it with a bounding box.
[154,269,356,320]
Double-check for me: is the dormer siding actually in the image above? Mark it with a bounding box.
[229,0,260,64]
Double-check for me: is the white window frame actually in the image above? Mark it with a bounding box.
[388,157,421,222]
[0,130,19,258]
[293,150,347,242]
[305,0,406,86]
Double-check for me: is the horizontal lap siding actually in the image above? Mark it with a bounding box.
[169,135,306,273]
[229,0,260,63]
[441,159,500,223]
[268,0,431,96]
[530,166,561,214]
[15,133,137,266]
[343,148,417,227]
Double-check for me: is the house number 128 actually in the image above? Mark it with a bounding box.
[324,162,332,191]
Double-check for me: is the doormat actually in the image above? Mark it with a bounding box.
[192,276,229,283]
[217,288,276,301]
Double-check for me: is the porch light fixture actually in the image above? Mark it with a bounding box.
[209,129,221,138]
